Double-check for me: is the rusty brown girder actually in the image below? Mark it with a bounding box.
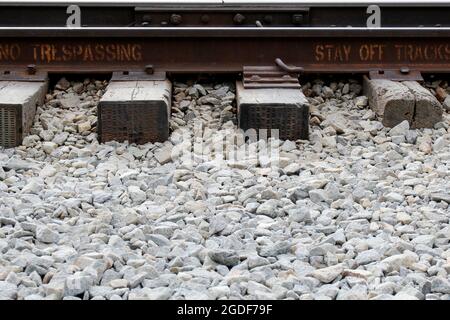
[1,27,450,78]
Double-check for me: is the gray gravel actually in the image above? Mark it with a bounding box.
[0,77,449,300]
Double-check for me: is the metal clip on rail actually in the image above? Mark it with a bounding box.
[242,58,302,89]
[275,58,304,74]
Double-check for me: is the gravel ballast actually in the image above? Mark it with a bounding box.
[0,77,449,300]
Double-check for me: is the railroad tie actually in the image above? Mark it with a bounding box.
[98,80,172,144]
[0,81,48,148]
[364,77,443,128]
[236,81,309,141]
[402,81,444,129]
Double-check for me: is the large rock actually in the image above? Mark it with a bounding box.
[208,250,240,267]
[310,264,344,283]
[0,281,17,299]
[36,226,60,244]
[431,277,450,294]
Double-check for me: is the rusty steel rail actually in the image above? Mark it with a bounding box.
[1,2,450,28]
[1,27,450,77]
[1,2,450,77]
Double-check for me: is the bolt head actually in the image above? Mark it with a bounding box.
[233,13,246,25]
[400,67,410,74]
[142,14,152,23]
[200,14,210,24]
[263,15,273,24]
[170,14,182,25]
[292,14,304,25]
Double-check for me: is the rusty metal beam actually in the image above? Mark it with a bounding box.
[1,28,450,76]
[1,3,450,28]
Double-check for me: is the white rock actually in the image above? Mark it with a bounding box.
[283,163,301,175]
[433,136,447,152]
[42,142,58,154]
[154,146,173,164]
[40,165,57,178]
[431,277,450,294]
[109,279,129,289]
[53,132,69,145]
[255,199,279,218]
[77,122,91,133]
[396,212,412,224]
[310,264,344,283]
[385,192,404,203]
[281,140,297,152]
[64,275,92,296]
[22,179,42,194]
[388,120,410,137]
[381,251,418,273]
[0,281,17,299]
[355,249,381,265]
[36,226,60,244]
[128,186,146,204]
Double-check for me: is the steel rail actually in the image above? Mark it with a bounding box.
[1,3,449,29]
[1,27,450,37]
[2,1,450,7]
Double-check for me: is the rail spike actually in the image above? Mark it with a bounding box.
[275,58,304,74]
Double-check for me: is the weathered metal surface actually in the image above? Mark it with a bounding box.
[369,69,424,82]
[110,71,167,82]
[243,66,300,89]
[1,3,450,28]
[0,69,48,82]
[1,28,450,75]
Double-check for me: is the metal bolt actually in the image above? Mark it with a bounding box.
[145,65,154,75]
[170,14,182,25]
[400,67,410,74]
[233,13,246,25]
[292,14,304,25]
[200,14,210,24]
[27,64,36,75]
[142,14,152,23]
[263,15,273,24]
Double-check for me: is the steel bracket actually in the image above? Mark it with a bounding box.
[243,59,302,89]
[0,68,48,82]
[110,71,167,82]
[369,69,423,82]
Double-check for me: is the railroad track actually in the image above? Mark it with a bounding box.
[0,1,450,302]
[1,1,450,147]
